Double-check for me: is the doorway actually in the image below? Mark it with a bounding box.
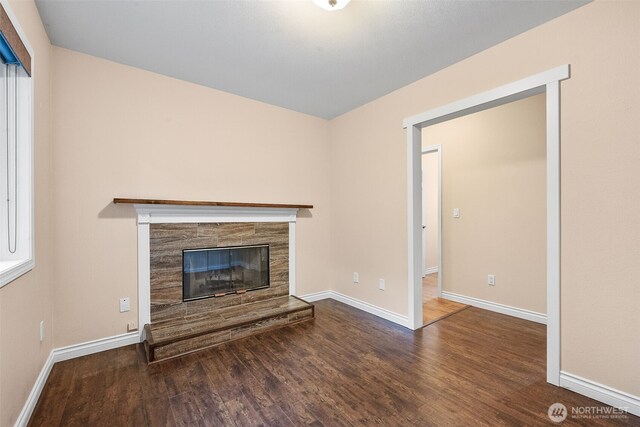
[421,146,469,325]
[404,65,569,385]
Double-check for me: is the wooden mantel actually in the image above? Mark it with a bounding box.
[113,198,313,210]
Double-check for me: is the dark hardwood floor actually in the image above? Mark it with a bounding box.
[29,300,639,426]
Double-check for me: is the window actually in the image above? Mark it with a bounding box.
[0,1,33,288]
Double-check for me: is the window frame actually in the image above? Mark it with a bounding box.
[0,0,34,289]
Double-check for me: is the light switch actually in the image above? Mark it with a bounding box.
[453,208,460,218]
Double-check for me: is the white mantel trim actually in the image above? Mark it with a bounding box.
[134,204,299,224]
[133,203,299,341]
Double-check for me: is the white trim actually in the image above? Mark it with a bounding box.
[441,291,546,324]
[403,65,569,129]
[288,222,296,296]
[14,352,54,427]
[407,124,422,330]
[404,65,569,386]
[299,290,333,302]
[299,291,410,328]
[134,204,298,224]
[0,258,34,289]
[131,203,301,337]
[546,80,561,385]
[560,372,640,417]
[52,332,140,363]
[14,332,139,427]
[137,221,150,341]
[423,266,439,275]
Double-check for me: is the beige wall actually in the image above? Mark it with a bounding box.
[423,94,546,313]
[421,152,438,272]
[50,47,331,347]
[0,1,52,425]
[2,2,639,423]
[329,1,639,396]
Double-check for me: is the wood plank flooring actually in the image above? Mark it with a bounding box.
[29,300,638,426]
[422,273,469,325]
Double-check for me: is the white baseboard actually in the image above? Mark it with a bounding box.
[441,291,546,324]
[14,332,140,427]
[299,291,410,328]
[52,332,140,363]
[14,351,55,427]
[298,291,333,302]
[560,371,640,417]
[423,266,439,275]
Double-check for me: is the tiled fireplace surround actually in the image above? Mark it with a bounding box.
[132,203,300,342]
[150,222,290,322]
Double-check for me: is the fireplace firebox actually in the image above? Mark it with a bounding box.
[182,244,270,301]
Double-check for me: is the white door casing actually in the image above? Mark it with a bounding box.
[403,64,569,386]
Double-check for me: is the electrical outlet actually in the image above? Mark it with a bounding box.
[488,274,495,286]
[353,272,359,283]
[378,279,385,290]
[127,321,137,332]
[39,320,45,342]
[119,297,131,313]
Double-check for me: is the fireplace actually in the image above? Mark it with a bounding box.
[146,221,290,322]
[183,244,270,301]
[113,198,313,347]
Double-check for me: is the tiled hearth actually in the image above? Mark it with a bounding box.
[145,295,313,362]
[115,199,315,363]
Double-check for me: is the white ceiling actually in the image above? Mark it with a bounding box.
[35,0,588,119]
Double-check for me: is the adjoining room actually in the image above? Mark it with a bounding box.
[420,94,546,328]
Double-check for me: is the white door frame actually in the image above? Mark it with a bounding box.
[403,65,569,386]
[421,145,442,297]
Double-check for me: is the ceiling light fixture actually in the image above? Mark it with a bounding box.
[313,0,351,11]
